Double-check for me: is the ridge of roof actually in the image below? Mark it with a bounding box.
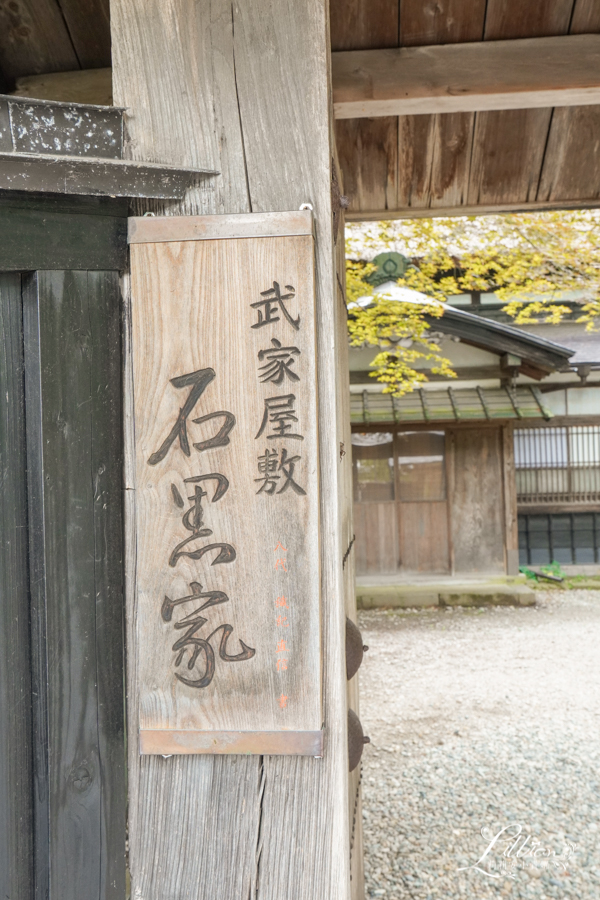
[436,304,574,363]
[353,281,575,372]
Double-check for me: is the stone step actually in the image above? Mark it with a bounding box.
[357,581,535,609]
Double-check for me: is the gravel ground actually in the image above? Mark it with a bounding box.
[357,590,600,900]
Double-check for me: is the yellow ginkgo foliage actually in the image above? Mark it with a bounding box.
[346,211,600,396]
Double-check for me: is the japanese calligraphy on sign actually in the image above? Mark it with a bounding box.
[129,210,322,756]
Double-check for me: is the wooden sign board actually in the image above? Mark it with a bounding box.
[128,210,322,755]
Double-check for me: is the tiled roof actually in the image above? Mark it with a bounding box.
[350,386,552,425]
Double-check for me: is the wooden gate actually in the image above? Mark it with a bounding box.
[0,193,127,900]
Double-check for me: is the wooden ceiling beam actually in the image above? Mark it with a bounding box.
[333,34,600,119]
[345,197,600,222]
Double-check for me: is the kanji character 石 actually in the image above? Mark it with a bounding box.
[148,367,235,466]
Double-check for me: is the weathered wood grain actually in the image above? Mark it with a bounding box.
[570,0,600,32]
[130,227,321,750]
[334,165,364,895]
[123,267,266,898]
[111,0,250,213]
[0,0,78,79]
[13,68,113,105]
[128,210,313,243]
[396,114,436,210]
[330,0,399,233]
[467,107,553,206]
[112,0,261,894]
[330,0,399,51]
[397,111,474,209]
[333,36,600,118]
[335,117,398,212]
[468,0,575,210]
[537,105,600,202]
[54,0,111,69]
[0,273,34,900]
[399,0,486,45]
[354,502,398,574]
[398,500,450,573]
[449,427,505,574]
[333,0,600,220]
[209,0,353,889]
[334,0,600,219]
[502,424,519,575]
[483,0,574,40]
[23,270,125,900]
[112,0,352,897]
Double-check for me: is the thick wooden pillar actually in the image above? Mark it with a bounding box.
[111,2,353,898]
[503,424,519,575]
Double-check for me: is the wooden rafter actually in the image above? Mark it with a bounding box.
[333,34,600,119]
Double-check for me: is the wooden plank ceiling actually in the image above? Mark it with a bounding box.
[332,0,600,219]
[0,0,597,220]
[0,0,110,90]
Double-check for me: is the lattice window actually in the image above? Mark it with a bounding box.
[515,426,600,505]
[519,513,600,566]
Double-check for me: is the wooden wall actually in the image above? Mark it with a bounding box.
[398,500,450,574]
[354,501,398,574]
[331,0,600,217]
[353,424,518,579]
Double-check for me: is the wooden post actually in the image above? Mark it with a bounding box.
[111,2,353,897]
[503,424,520,575]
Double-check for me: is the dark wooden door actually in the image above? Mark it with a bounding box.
[0,195,127,900]
[0,272,34,900]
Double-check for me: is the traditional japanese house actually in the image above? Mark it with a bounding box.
[1,3,600,900]
[458,294,600,570]
[349,269,600,580]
